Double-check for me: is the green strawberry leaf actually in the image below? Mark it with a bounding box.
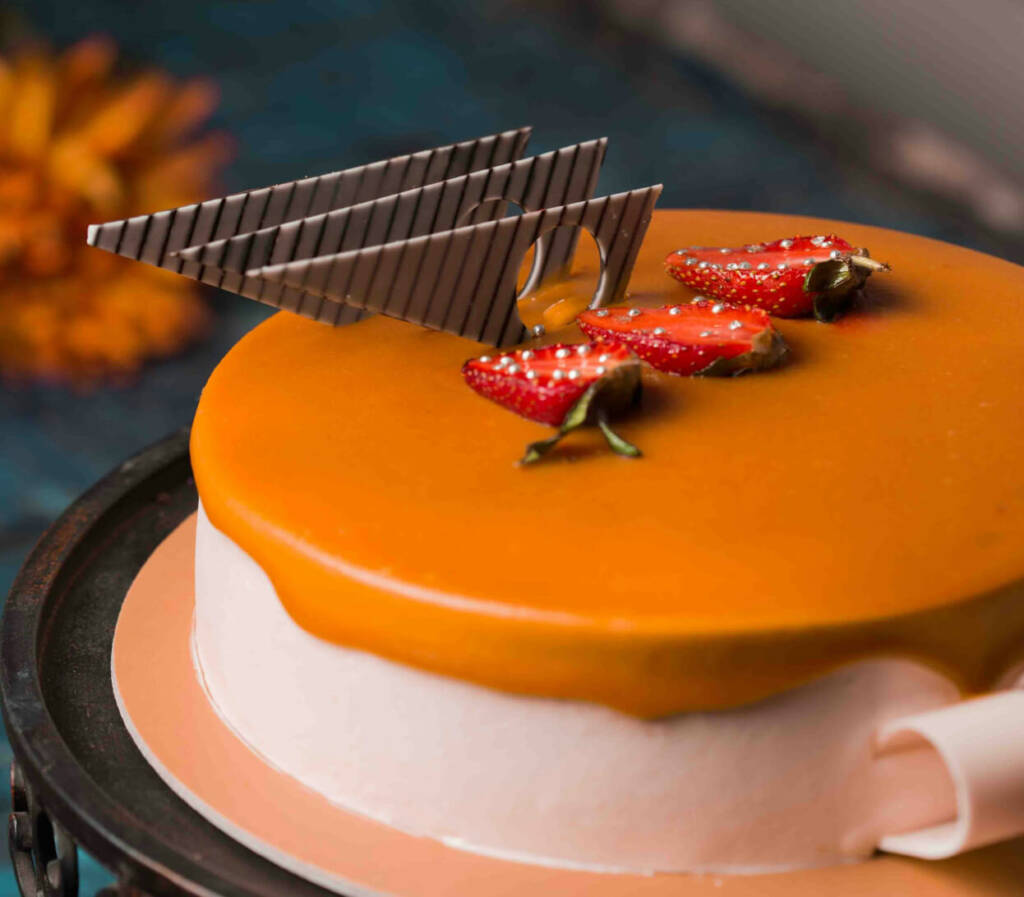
[563,379,601,433]
[695,355,741,377]
[695,328,790,376]
[519,361,643,465]
[803,259,855,294]
[804,259,870,323]
[521,433,565,465]
[596,414,642,458]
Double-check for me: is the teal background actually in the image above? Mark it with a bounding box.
[0,1,1013,893]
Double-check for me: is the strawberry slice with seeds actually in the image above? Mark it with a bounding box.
[665,234,889,322]
[462,342,643,464]
[577,301,788,376]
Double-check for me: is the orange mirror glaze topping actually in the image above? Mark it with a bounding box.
[191,210,1024,717]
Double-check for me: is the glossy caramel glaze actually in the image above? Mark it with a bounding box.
[191,210,1024,717]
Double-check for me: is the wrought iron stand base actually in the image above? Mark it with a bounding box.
[2,430,335,897]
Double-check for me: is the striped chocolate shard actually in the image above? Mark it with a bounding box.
[170,139,608,325]
[250,185,663,348]
[85,127,533,324]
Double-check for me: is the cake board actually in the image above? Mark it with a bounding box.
[104,444,1024,896]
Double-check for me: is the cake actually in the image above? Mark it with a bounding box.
[185,208,1024,875]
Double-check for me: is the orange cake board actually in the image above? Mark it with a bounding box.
[112,516,1024,897]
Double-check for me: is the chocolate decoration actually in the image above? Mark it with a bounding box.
[86,127,532,325]
[252,185,663,347]
[171,139,608,326]
[87,128,662,347]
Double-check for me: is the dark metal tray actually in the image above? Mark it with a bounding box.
[2,429,337,897]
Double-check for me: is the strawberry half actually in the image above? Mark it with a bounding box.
[462,342,643,464]
[577,300,788,376]
[665,234,889,322]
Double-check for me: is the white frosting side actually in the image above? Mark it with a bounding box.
[193,504,964,874]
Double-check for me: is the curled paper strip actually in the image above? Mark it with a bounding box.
[877,689,1024,859]
[87,128,661,346]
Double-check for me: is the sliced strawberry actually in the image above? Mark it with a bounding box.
[664,234,889,321]
[577,301,788,376]
[462,342,642,464]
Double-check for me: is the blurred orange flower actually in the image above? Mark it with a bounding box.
[0,37,231,386]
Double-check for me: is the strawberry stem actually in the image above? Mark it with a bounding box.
[849,255,890,272]
[520,433,564,465]
[517,358,643,465]
[596,412,642,458]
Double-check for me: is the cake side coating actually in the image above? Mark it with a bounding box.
[193,505,961,873]
[190,209,1024,716]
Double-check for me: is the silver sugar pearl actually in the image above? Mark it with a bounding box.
[699,329,712,337]
[653,327,667,335]
[520,350,533,360]
[757,262,770,270]
[719,247,731,254]
[594,309,609,317]
[595,365,606,375]
[685,257,698,266]
[525,370,538,380]
[726,263,739,271]
[598,353,610,363]
[479,355,492,363]
[779,239,794,249]
[552,369,566,381]
[739,261,753,269]
[675,248,689,255]
[728,320,743,330]
[777,262,788,270]
[803,257,816,266]
[531,324,546,337]
[506,363,521,374]
[628,308,643,317]
[698,261,709,269]
[711,303,725,313]
[830,249,842,259]
[567,369,580,380]
[555,347,571,358]
[668,306,682,315]
[576,344,590,355]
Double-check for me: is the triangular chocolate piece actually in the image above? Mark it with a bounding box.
[171,139,607,324]
[88,129,662,347]
[86,127,532,324]
[251,185,663,347]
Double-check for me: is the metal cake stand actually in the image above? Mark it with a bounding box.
[1,429,337,897]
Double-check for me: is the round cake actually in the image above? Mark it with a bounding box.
[189,209,1024,874]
